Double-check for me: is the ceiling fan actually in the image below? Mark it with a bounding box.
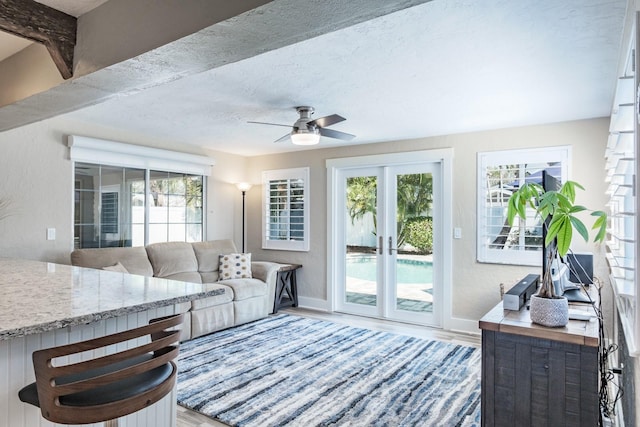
[248,106,355,145]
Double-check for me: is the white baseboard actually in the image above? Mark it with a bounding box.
[296,297,481,336]
[448,317,481,335]
[296,296,330,312]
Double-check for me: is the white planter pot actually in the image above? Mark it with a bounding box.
[529,294,569,327]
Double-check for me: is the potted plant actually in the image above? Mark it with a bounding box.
[507,180,607,327]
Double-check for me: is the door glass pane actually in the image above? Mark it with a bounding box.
[345,176,378,307]
[395,173,433,313]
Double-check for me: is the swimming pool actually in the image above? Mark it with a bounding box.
[346,256,433,284]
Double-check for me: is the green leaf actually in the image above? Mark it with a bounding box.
[560,180,584,204]
[569,216,588,242]
[591,211,608,242]
[568,205,586,214]
[560,181,574,203]
[507,196,518,226]
[555,216,572,256]
[545,215,563,245]
[505,178,608,257]
[570,180,585,191]
[538,192,557,219]
[517,195,528,220]
[555,192,572,211]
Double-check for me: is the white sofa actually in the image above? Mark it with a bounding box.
[70,239,281,340]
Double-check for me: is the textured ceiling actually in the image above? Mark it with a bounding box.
[3,0,629,156]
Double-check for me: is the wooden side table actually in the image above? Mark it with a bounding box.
[273,264,302,313]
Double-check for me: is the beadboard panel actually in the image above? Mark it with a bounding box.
[0,305,179,427]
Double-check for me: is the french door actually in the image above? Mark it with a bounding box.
[332,161,443,327]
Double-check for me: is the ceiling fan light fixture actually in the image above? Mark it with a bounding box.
[290,128,320,145]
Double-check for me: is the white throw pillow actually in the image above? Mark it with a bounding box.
[218,253,252,279]
[102,262,129,273]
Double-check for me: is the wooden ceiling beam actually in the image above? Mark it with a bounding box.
[0,0,76,79]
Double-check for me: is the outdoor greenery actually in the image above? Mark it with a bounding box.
[346,176,378,231]
[507,180,607,298]
[404,216,433,253]
[346,174,433,253]
[133,173,203,208]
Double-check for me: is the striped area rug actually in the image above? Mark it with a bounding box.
[177,314,481,427]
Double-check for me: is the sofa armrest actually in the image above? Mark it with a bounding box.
[251,261,282,314]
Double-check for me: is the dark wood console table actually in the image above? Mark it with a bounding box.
[479,295,600,426]
[273,264,302,313]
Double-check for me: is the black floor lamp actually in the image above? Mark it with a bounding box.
[236,182,252,253]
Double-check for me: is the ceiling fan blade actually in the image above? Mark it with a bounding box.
[319,127,355,141]
[248,121,292,128]
[273,133,291,143]
[307,114,345,128]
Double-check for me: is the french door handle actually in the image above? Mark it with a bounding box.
[388,236,398,255]
[378,236,383,255]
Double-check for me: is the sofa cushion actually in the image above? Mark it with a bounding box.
[219,278,267,301]
[200,271,220,283]
[192,240,238,273]
[191,284,234,310]
[161,272,203,284]
[102,262,129,273]
[146,242,198,278]
[70,247,153,276]
[234,297,268,326]
[191,303,234,338]
[219,253,252,279]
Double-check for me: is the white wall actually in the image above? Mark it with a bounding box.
[0,114,629,413]
[0,120,71,263]
[0,116,244,263]
[0,43,63,108]
[0,116,609,326]
[244,118,609,326]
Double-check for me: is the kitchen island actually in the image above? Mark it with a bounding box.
[0,258,224,427]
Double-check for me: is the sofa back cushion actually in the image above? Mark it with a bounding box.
[146,242,198,278]
[192,240,238,278]
[70,247,154,276]
[159,271,203,284]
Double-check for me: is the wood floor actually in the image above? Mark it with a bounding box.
[176,307,481,427]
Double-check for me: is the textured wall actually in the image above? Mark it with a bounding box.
[245,118,609,329]
[0,115,609,329]
[0,115,234,263]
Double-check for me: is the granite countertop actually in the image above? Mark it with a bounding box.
[0,258,224,340]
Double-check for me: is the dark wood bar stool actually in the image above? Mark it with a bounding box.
[19,313,184,426]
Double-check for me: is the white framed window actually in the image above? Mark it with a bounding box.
[69,136,212,248]
[262,167,310,251]
[477,146,570,265]
[606,26,638,356]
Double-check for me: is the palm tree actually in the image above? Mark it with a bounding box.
[346,176,378,231]
[346,174,432,247]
